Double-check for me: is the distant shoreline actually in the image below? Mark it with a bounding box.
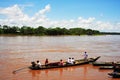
[100,32,120,35]
[0,33,120,36]
[0,25,120,36]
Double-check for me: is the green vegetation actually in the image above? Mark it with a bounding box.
[101,32,120,35]
[0,25,102,36]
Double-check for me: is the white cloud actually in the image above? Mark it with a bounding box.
[0,4,120,32]
[40,4,50,14]
[95,21,112,31]
[0,4,50,27]
[0,5,28,19]
[78,17,95,24]
[34,4,50,17]
[0,4,30,26]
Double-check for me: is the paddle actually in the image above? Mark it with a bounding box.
[12,66,29,74]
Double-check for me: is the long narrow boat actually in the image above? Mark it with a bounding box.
[29,56,100,70]
[93,62,120,66]
[99,66,114,69]
[108,72,120,78]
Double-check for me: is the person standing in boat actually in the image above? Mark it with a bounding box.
[36,60,41,68]
[45,58,49,66]
[84,52,88,61]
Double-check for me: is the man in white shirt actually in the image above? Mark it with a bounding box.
[67,57,71,64]
[36,60,41,68]
[71,58,75,64]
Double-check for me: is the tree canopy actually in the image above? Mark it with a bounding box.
[0,25,100,35]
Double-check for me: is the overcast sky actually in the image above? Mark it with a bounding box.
[0,0,120,32]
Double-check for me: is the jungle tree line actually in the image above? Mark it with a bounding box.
[0,25,100,35]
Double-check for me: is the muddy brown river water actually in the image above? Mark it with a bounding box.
[0,35,120,80]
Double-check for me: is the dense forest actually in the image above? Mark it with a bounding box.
[0,25,107,36]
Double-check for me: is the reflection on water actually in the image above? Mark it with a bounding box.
[0,35,120,80]
[28,64,117,80]
[29,65,79,80]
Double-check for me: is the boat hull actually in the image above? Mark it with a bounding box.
[108,72,120,78]
[29,56,100,70]
[93,62,120,66]
[99,66,114,69]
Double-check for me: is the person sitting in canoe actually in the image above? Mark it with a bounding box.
[71,58,75,64]
[45,58,49,66]
[36,60,41,68]
[58,59,64,66]
[67,57,72,64]
[66,57,75,64]
[31,61,36,67]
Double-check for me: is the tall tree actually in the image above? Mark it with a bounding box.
[35,26,46,35]
[3,25,10,34]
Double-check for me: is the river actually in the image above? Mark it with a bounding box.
[0,35,120,80]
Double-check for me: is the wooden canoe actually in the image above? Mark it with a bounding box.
[108,72,120,78]
[93,62,120,66]
[29,56,100,70]
[99,66,114,69]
